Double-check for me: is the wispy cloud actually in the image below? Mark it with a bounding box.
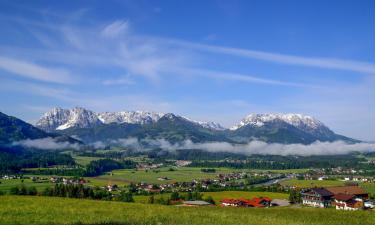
[0,56,74,84]
[102,74,135,86]
[169,40,375,74]
[174,68,316,88]
[101,20,130,38]
[101,138,375,156]
[14,137,80,150]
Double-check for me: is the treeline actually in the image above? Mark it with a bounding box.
[85,159,136,176]
[23,159,137,177]
[0,146,75,173]
[7,183,135,202]
[189,155,362,169]
[22,168,85,177]
[75,150,137,159]
[148,191,215,205]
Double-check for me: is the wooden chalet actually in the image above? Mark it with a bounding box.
[301,188,333,208]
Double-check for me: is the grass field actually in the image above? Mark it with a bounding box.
[1,196,375,225]
[359,182,375,195]
[0,179,52,193]
[201,191,289,204]
[252,168,311,173]
[280,179,345,188]
[96,167,236,185]
[133,191,289,204]
[73,156,104,166]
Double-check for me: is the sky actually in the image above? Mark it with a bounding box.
[0,0,375,141]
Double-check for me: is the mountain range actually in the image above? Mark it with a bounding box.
[33,107,357,145]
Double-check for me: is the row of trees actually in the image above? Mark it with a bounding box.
[19,158,137,177]
[148,191,215,205]
[84,159,136,176]
[7,184,135,202]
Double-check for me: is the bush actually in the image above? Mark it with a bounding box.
[170,192,180,201]
[119,191,134,202]
[19,185,28,195]
[9,186,19,195]
[204,196,215,205]
[28,186,38,196]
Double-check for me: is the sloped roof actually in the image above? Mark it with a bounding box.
[334,193,355,201]
[326,186,368,195]
[310,188,334,197]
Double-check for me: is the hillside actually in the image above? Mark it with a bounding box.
[0,112,52,145]
[0,196,374,225]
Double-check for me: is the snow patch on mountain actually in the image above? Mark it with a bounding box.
[230,113,326,131]
[97,111,165,125]
[36,107,225,131]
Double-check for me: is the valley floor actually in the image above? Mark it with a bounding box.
[0,196,374,225]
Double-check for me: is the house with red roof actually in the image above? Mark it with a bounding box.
[220,197,272,208]
[332,193,364,211]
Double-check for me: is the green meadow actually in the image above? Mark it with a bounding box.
[201,191,288,204]
[133,191,288,204]
[1,196,375,225]
[96,167,236,185]
[280,179,345,188]
[0,179,52,192]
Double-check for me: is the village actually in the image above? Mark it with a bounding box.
[2,166,375,211]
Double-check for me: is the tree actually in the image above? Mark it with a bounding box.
[9,186,19,195]
[148,195,155,204]
[170,192,180,201]
[289,189,302,204]
[186,192,193,201]
[204,196,215,205]
[19,185,28,195]
[28,186,38,196]
[119,191,134,202]
[42,187,53,196]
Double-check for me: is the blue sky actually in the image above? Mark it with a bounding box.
[0,0,375,141]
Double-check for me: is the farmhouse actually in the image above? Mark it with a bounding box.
[301,188,333,208]
[332,193,363,210]
[302,186,369,210]
[325,186,369,200]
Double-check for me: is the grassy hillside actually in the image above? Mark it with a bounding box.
[133,191,288,204]
[1,196,375,225]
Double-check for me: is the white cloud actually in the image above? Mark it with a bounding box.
[14,137,80,150]
[0,56,74,84]
[108,138,375,156]
[101,20,130,38]
[102,75,135,86]
[174,68,316,88]
[170,40,375,74]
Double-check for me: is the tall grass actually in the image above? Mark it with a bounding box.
[1,196,374,225]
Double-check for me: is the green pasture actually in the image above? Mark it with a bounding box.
[1,196,375,225]
[280,179,345,188]
[0,179,52,193]
[96,167,236,185]
[133,191,288,204]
